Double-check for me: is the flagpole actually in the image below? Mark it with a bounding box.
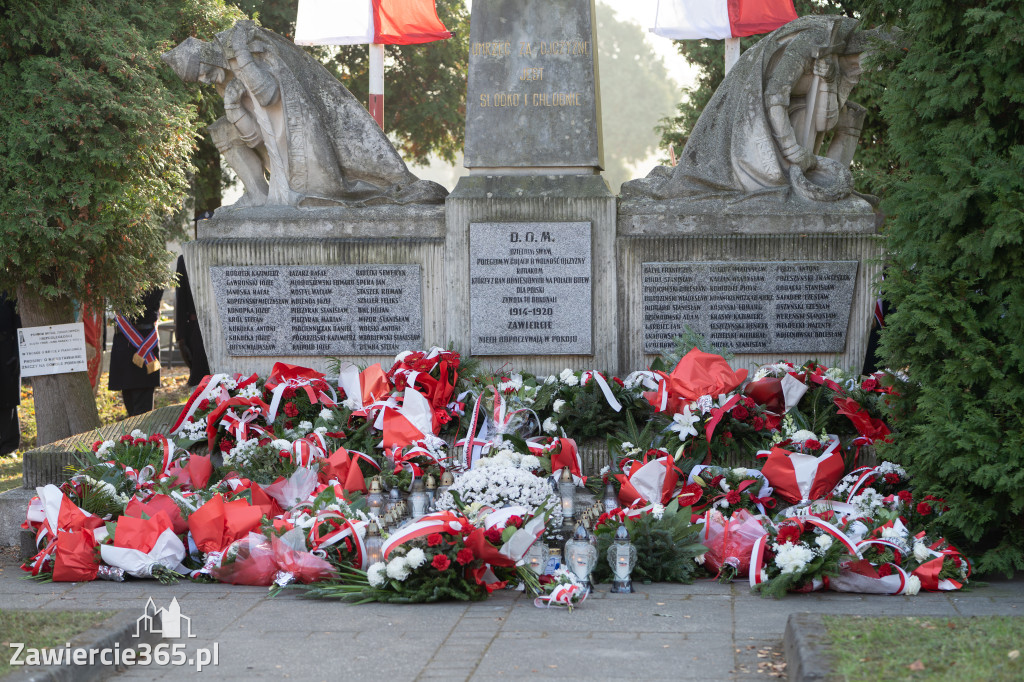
[724,37,740,73]
[369,43,384,129]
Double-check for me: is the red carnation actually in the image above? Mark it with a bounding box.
[764,413,782,430]
[752,416,766,431]
[884,473,901,485]
[134,438,147,446]
[613,376,625,387]
[282,386,297,399]
[219,439,233,453]
[198,399,210,411]
[897,490,913,503]
[431,554,451,571]
[709,475,724,489]
[645,448,664,459]
[917,502,933,516]
[507,515,523,529]
[284,402,299,418]
[804,439,821,450]
[725,490,741,505]
[456,548,474,566]
[284,420,294,429]
[120,434,133,443]
[861,377,880,391]
[731,405,749,421]
[148,434,162,443]
[484,528,503,544]
[877,563,893,577]
[326,431,346,439]
[91,440,103,452]
[427,533,443,547]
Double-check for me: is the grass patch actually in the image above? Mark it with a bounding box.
[0,610,115,676]
[825,615,1024,681]
[0,457,21,494]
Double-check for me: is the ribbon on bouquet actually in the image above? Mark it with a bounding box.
[170,374,228,434]
[264,363,335,422]
[615,455,681,507]
[22,485,105,576]
[204,397,270,452]
[547,438,585,485]
[382,511,467,558]
[688,464,775,514]
[580,371,622,413]
[219,403,271,444]
[534,582,587,609]
[305,513,368,568]
[757,436,845,504]
[911,533,971,591]
[377,387,437,451]
[123,434,178,493]
[114,314,160,373]
[455,386,538,470]
[336,361,391,418]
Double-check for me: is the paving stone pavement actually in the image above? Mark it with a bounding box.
[1,554,1021,681]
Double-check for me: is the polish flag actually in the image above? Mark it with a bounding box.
[295,0,451,46]
[652,0,798,40]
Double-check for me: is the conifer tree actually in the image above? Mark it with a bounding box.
[861,0,1024,574]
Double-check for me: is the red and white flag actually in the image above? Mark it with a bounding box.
[295,0,451,46]
[652,0,797,40]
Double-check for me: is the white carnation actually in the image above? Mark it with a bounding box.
[342,397,359,411]
[96,440,116,457]
[130,429,147,440]
[694,553,706,565]
[559,369,578,386]
[319,408,334,421]
[395,351,412,363]
[542,417,558,434]
[732,467,748,476]
[651,503,665,520]
[405,548,426,568]
[298,420,313,432]
[386,557,411,581]
[314,426,328,439]
[552,399,566,414]
[271,439,292,451]
[913,541,931,562]
[367,562,387,587]
[815,534,833,551]
[774,543,815,575]
[903,574,921,596]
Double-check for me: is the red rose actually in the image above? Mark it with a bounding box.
[91,440,102,452]
[484,528,503,544]
[917,502,933,516]
[427,533,443,547]
[284,403,299,418]
[507,515,523,529]
[861,377,880,391]
[725,490,741,505]
[898,490,913,503]
[456,548,474,565]
[884,473,901,485]
[764,413,782,430]
[731,405,749,421]
[709,475,724,489]
[431,554,451,571]
[282,386,297,399]
[752,416,766,431]
[198,399,210,411]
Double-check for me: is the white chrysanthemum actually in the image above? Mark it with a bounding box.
[367,562,387,587]
[651,503,665,520]
[559,369,579,386]
[552,399,566,414]
[224,438,259,467]
[405,548,426,568]
[271,439,292,450]
[815,534,833,551]
[520,455,541,471]
[237,384,262,399]
[436,464,554,513]
[852,488,885,512]
[319,408,334,421]
[542,417,558,434]
[913,541,931,562]
[904,574,921,596]
[790,429,818,444]
[774,543,815,574]
[222,377,238,391]
[490,453,516,469]
[876,461,907,477]
[386,557,411,581]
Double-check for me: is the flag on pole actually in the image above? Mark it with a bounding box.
[295,0,451,46]
[651,0,797,40]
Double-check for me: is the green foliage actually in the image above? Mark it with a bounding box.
[860,0,1024,575]
[593,501,705,584]
[656,0,894,197]
[0,0,241,312]
[659,327,735,366]
[240,0,468,165]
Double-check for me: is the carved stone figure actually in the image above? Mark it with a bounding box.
[622,16,888,205]
[163,21,446,208]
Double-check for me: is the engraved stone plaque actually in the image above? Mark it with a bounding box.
[464,0,602,169]
[642,261,859,354]
[210,265,422,356]
[470,222,592,355]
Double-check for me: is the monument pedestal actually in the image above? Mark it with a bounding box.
[446,175,617,374]
[185,205,446,376]
[617,199,883,374]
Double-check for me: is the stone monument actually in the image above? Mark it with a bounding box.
[163,21,448,375]
[618,16,888,374]
[447,0,618,374]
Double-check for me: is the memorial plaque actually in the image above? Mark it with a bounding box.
[464,0,602,170]
[642,261,859,354]
[210,265,422,356]
[470,222,592,355]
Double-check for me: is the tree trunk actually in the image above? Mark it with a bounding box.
[15,286,101,446]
